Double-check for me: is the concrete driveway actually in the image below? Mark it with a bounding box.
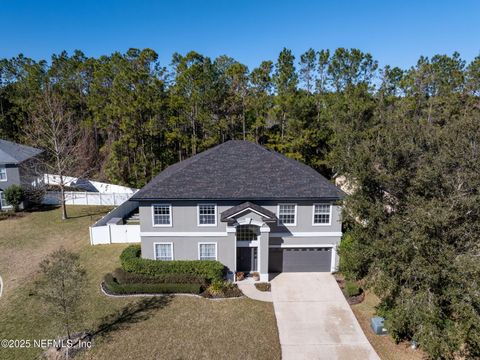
[271,273,379,360]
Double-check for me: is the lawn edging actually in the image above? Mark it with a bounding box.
[100,282,245,301]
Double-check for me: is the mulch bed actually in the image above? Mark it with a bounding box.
[334,274,365,305]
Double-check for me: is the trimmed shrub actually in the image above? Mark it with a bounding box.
[344,281,362,297]
[103,274,202,295]
[120,245,225,282]
[112,268,206,285]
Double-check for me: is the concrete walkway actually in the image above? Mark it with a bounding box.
[271,273,379,360]
[237,282,272,302]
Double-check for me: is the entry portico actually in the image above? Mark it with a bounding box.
[222,202,276,282]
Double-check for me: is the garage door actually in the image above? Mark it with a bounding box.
[269,247,332,272]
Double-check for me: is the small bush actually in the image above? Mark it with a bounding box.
[344,281,362,297]
[112,268,206,286]
[254,282,271,292]
[204,280,242,298]
[103,274,202,295]
[120,245,225,282]
[3,185,24,211]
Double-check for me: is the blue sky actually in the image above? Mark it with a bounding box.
[1,0,479,69]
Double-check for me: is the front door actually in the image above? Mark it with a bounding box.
[237,247,258,272]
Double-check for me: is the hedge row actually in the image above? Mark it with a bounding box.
[120,245,225,282]
[104,274,202,295]
[112,268,206,285]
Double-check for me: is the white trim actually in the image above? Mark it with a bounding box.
[226,207,274,220]
[235,217,265,227]
[153,242,174,260]
[312,203,332,226]
[140,231,341,237]
[330,244,337,272]
[141,231,227,237]
[270,231,342,237]
[197,203,217,227]
[198,242,218,260]
[269,244,335,248]
[277,203,297,226]
[151,204,172,227]
[0,165,6,182]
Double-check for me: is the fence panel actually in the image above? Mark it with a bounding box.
[44,191,134,206]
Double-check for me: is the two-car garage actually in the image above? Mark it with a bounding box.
[268,247,333,272]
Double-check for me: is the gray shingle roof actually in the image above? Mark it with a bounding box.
[131,140,343,201]
[220,202,277,222]
[0,139,43,164]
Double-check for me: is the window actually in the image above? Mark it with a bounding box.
[152,204,172,226]
[198,204,216,226]
[154,243,173,261]
[278,204,296,225]
[236,225,258,241]
[0,192,10,208]
[199,243,217,260]
[0,166,6,181]
[313,204,331,225]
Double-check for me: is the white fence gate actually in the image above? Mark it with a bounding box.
[89,200,141,245]
[90,224,140,245]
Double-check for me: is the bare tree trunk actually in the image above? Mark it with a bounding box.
[59,175,68,220]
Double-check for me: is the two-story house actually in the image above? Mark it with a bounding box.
[0,139,43,210]
[130,140,344,281]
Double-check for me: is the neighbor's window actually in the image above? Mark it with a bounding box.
[155,243,173,261]
[0,166,6,181]
[236,225,258,241]
[153,204,171,226]
[198,204,216,226]
[313,204,331,225]
[0,192,9,208]
[278,204,296,225]
[199,243,217,260]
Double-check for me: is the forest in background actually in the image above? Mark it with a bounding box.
[1,48,480,359]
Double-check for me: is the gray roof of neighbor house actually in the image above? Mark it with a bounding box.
[131,140,344,201]
[220,201,277,222]
[0,139,43,164]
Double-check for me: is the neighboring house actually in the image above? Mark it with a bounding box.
[131,140,344,281]
[0,139,43,210]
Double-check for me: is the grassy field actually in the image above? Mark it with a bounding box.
[351,291,425,360]
[0,206,281,360]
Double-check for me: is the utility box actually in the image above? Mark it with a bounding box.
[371,316,387,335]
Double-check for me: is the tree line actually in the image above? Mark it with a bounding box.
[1,47,480,358]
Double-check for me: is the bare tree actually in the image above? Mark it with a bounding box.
[25,88,86,219]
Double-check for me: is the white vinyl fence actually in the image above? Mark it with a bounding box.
[90,200,140,245]
[44,191,132,206]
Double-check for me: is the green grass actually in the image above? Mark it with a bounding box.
[0,206,281,360]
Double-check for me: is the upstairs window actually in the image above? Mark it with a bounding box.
[199,243,217,260]
[278,204,296,225]
[0,166,6,181]
[155,243,173,261]
[198,204,217,226]
[313,204,331,225]
[152,204,172,226]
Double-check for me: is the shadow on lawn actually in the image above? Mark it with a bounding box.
[66,208,112,219]
[93,296,173,340]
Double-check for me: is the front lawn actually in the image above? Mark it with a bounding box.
[0,206,281,360]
